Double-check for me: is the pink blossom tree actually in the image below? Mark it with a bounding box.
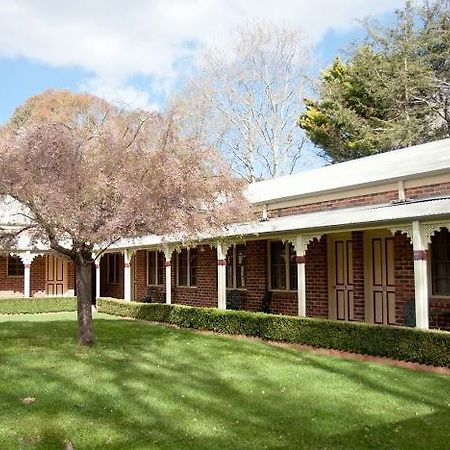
[0,90,247,345]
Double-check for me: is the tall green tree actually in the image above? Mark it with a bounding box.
[299,0,450,162]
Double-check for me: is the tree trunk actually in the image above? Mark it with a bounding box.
[75,259,95,346]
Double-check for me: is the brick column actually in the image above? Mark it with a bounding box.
[352,231,365,321]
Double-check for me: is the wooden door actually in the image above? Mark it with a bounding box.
[365,233,396,325]
[329,234,354,321]
[46,254,68,296]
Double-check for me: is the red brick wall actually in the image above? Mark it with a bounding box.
[244,240,268,312]
[430,299,450,330]
[0,256,23,297]
[394,232,415,326]
[271,190,397,217]
[100,253,124,299]
[305,236,329,318]
[172,245,217,308]
[270,181,450,218]
[405,181,450,200]
[31,255,46,297]
[352,232,365,321]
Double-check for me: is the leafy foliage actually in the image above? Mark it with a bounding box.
[299,0,450,162]
[0,90,247,344]
[97,298,450,367]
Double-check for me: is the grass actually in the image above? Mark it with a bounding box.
[0,313,449,449]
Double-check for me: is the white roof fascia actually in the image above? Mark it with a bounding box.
[245,138,450,205]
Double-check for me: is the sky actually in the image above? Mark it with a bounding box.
[0,0,406,169]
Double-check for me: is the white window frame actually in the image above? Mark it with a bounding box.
[268,240,297,292]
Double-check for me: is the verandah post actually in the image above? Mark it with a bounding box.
[412,221,429,329]
[164,245,173,305]
[217,242,227,310]
[123,250,133,301]
[295,235,306,317]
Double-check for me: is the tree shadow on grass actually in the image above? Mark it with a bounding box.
[0,318,449,449]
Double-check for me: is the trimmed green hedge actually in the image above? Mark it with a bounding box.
[0,297,76,315]
[97,297,450,367]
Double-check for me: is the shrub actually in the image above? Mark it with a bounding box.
[0,297,76,315]
[97,298,450,367]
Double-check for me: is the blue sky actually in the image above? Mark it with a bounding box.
[0,1,406,125]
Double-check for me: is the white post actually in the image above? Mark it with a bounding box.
[295,235,306,317]
[95,261,101,299]
[412,221,429,329]
[123,250,132,301]
[164,245,172,305]
[19,252,34,298]
[217,242,227,310]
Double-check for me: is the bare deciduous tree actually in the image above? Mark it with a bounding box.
[0,90,247,345]
[177,23,312,182]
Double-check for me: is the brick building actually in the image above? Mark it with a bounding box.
[2,139,450,330]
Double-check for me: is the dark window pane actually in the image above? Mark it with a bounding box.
[289,243,298,290]
[178,249,188,286]
[107,253,119,284]
[271,241,286,290]
[236,244,246,288]
[190,249,197,286]
[7,256,24,277]
[431,228,450,295]
[147,251,156,285]
[157,251,165,285]
[226,247,234,288]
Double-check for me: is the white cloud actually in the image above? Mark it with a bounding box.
[0,0,404,107]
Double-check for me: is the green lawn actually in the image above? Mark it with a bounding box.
[0,313,449,449]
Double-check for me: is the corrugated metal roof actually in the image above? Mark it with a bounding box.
[113,196,450,249]
[245,138,450,205]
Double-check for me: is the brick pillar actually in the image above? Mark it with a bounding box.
[394,231,415,326]
[352,231,365,321]
[305,236,328,318]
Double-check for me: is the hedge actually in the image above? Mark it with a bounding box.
[97,297,450,367]
[0,297,76,315]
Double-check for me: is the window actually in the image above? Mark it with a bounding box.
[177,248,197,287]
[431,228,450,296]
[147,250,165,286]
[226,244,246,289]
[107,253,120,284]
[269,241,297,291]
[7,255,24,277]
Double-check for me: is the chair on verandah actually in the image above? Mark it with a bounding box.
[142,286,164,304]
[258,291,272,314]
[226,290,242,310]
